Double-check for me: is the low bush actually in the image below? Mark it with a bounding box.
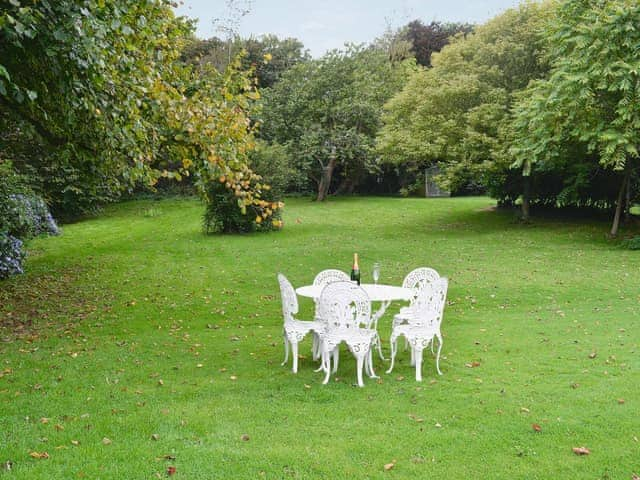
[0,233,24,279]
[202,180,283,234]
[0,161,59,279]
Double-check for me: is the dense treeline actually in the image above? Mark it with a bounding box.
[1,0,638,278]
[378,0,640,235]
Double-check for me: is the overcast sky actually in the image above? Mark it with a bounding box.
[175,0,525,57]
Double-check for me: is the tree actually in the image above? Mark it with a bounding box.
[260,45,414,201]
[377,2,552,197]
[0,0,279,226]
[403,20,473,68]
[510,0,640,235]
[181,34,310,89]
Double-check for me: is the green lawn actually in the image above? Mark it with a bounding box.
[1,196,639,479]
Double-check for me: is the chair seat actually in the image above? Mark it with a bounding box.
[392,324,437,342]
[284,318,325,342]
[323,327,377,351]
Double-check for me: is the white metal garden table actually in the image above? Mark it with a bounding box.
[295,283,413,359]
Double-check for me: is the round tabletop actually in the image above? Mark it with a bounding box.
[296,283,413,302]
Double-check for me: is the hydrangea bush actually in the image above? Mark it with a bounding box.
[0,234,25,279]
[0,162,60,279]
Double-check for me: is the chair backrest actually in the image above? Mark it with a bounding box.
[411,277,448,328]
[277,273,298,322]
[318,281,371,330]
[402,267,440,306]
[313,269,350,287]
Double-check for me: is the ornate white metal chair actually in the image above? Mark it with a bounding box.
[386,277,448,381]
[277,273,325,373]
[318,281,378,387]
[394,267,440,350]
[311,269,350,361]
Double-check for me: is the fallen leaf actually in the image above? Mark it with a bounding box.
[396,376,405,381]
[520,407,530,413]
[39,417,49,424]
[571,383,580,389]
[465,361,481,368]
[102,437,112,445]
[29,451,49,459]
[230,375,237,381]
[157,379,164,386]
[167,466,176,476]
[71,440,80,446]
[241,434,250,441]
[2,461,12,471]
[588,352,597,359]
[572,446,590,455]
[632,474,639,480]
[151,434,160,441]
[434,423,442,428]
[618,398,625,404]
[383,460,396,471]
[532,424,542,432]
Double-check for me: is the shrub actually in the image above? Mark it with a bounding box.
[622,236,640,250]
[203,180,283,234]
[248,142,308,195]
[0,161,59,280]
[0,233,24,280]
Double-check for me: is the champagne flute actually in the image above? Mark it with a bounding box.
[372,262,380,285]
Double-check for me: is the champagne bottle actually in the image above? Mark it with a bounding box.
[350,253,361,285]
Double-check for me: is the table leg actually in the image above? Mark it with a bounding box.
[372,300,391,360]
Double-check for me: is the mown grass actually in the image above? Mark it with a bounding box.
[1,196,639,479]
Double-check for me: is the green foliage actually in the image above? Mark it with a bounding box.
[203,179,282,234]
[511,0,640,176]
[1,0,278,226]
[260,45,415,199]
[622,236,640,250]
[181,34,310,89]
[377,2,553,194]
[248,141,308,195]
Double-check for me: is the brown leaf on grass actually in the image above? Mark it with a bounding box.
[241,434,250,442]
[588,352,597,359]
[71,440,80,446]
[167,466,176,476]
[532,424,542,432]
[618,398,625,404]
[29,451,49,459]
[39,417,49,424]
[230,375,238,381]
[572,446,590,455]
[631,473,639,480]
[383,460,396,471]
[151,434,160,441]
[2,461,13,471]
[465,361,481,368]
[102,437,112,445]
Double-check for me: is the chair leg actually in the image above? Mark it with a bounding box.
[435,334,443,375]
[385,337,397,374]
[281,333,289,367]
[410,346,415,366]
[366,348,378,378]
[291,341,299,373]
[356,355,365,387]
[332,348,339,374]
[322,346,332,384]
[414,347,424,382]
[312,333,319,361]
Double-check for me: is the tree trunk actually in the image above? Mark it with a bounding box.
[521,175,531,221]
[610,172,630,237]
[317,149,337,202]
